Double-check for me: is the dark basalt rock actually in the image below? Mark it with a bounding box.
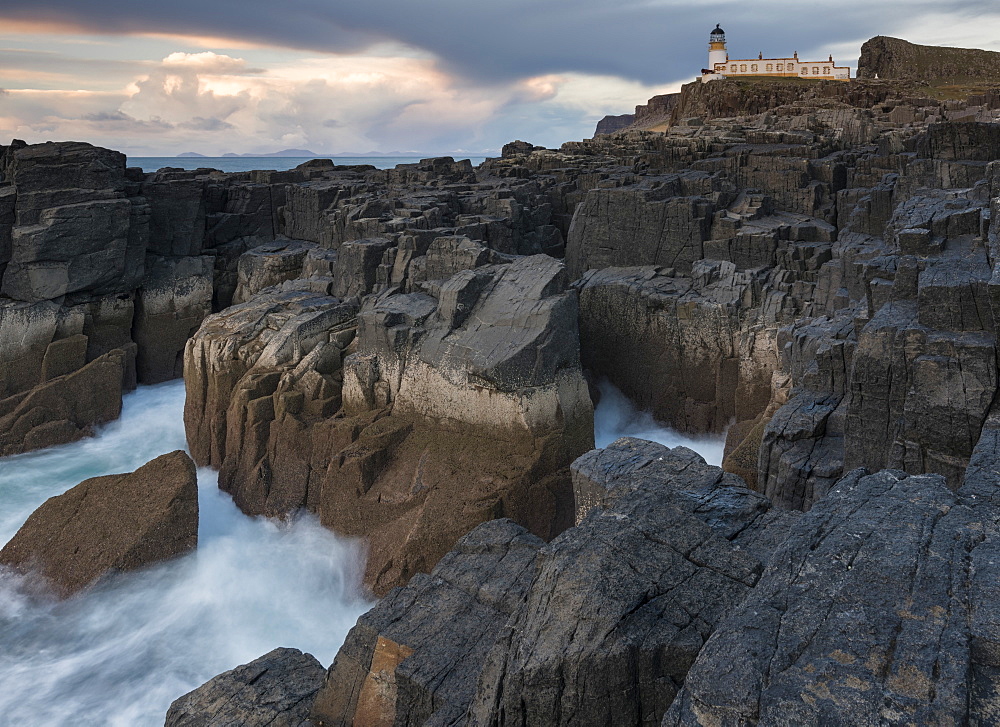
[133,255,214,384]
[663,467,1000,725]
[16,66,1000,727]
[165,648,325,727]
[232,238,316,304]
[311,440,794,727]
[311,519,543,726]
[468,442,792,726]
[0,450,197,596]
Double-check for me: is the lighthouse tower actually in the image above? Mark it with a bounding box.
[708,24,727,71]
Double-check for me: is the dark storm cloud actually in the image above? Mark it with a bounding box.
[4,0,997,84]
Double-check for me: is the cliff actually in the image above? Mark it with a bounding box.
[629,92,680,130]
[593,113,634,135]
[667,76,924,125]
[859,35,1000,82]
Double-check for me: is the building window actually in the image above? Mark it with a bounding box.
[731,65,737,72]
[751,64,758,72]
[777,63,784,71]
[766,64,773,71]
[801,66,808,74]
[740,64,746,72]
[823,66,830,74]
[813,67,819,74]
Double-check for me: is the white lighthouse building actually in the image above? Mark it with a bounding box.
[703,25,728,81]
[700,25,850,83]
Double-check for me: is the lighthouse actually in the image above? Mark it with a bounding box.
[699,25,850,82]
[701,24,728,81]
[708,24,727,70]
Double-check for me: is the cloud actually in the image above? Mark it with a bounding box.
[0,40,679,155]
[6,0,1000,87]
[179,116,235,131]
[5,2,1000,155]
[161,51,263,75]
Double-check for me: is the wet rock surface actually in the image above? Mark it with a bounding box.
[0,450,198,596]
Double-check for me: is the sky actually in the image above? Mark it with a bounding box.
[0,1,998,157]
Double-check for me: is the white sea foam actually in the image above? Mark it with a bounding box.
[0,381,371,726]
[593,379,727,465]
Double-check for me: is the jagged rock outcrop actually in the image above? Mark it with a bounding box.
[311,519,544,726]
[664,467,1000,725]
[577,265,778,435]
[594,114,635,136]
[329,255,593,592]
[184,254,593,594]
[232,238,316,304]
[1,142,147,303]
[165,648,325,727]
[859,36,1000,83]
[0,142,221,454]
[0,450,197,596]
[309,440,796,727]
[0,347,127,456]
[183,287,357,506]
[468,441,787,726]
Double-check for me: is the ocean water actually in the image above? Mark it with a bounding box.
[0,381,371,726]
[129,156,489,173]
[593,379,727,466]
[0,375,725,725]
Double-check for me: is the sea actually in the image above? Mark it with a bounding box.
[0,302,722,722]
[129,156,490,173]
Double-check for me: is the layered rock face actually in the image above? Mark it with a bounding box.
[185,253,593,594]
[0,142,215,452]
[0,143,141,453]
[552,84,1000,508]
[0,140,575,457]
[0,450,198,596]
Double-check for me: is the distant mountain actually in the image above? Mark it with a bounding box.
[177,152,207,158]
[219,149,319,158]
